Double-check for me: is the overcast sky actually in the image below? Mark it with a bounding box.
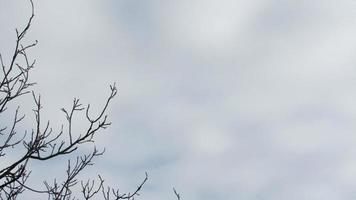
[3,0,356,199]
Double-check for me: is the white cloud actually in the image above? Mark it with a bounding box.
[3,0,356,199]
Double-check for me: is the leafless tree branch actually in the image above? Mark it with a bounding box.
[0,1,182,199]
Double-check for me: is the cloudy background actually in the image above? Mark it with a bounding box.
[2,0,356,199]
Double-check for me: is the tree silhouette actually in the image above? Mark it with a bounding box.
[0,1,183,199]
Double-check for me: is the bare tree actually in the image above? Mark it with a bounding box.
[0,1,183,199]
[0,1,154,199]
[173,188,181,200]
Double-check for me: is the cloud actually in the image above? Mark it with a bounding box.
[3,0,356,199]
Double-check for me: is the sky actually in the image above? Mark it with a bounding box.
[2,0,356,199]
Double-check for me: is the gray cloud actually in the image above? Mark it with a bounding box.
[2,0,356,199]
